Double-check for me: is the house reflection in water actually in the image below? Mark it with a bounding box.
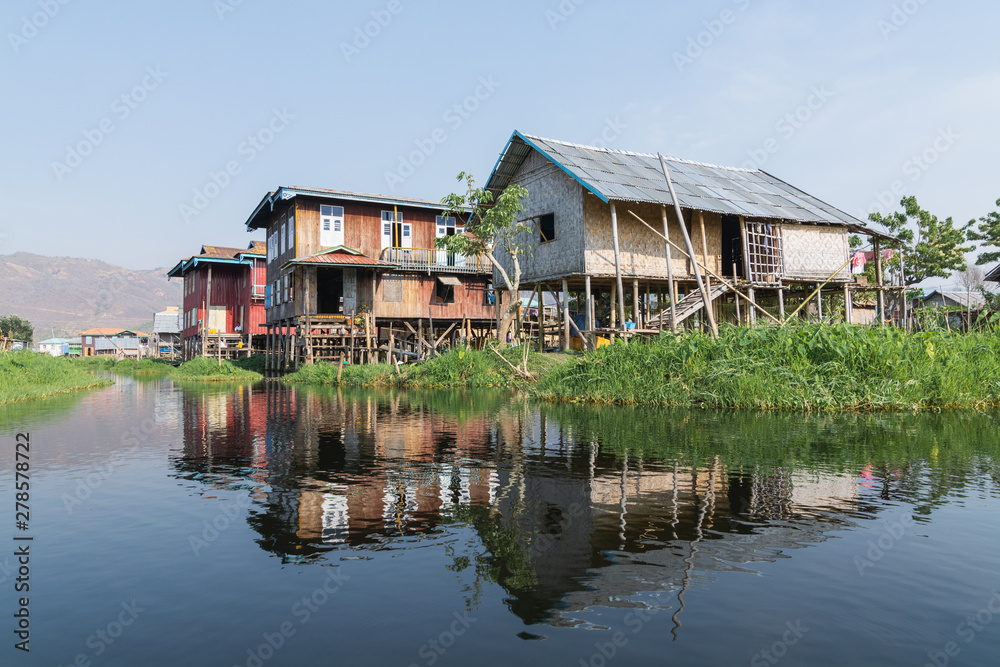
[172,385,870,626]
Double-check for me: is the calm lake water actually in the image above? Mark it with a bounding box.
[2,375,999,666]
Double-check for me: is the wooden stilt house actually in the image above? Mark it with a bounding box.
[485,131,899,343]
[243,187,496,372]
[167,242,267,360]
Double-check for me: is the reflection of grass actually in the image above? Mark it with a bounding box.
[536,323,1000,411]
[448,504,537,592]
[0,352,113,404]
[168,357,263,382]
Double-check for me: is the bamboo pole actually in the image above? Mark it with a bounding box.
[658,154,717,337]
[627,210,780,325]
[563,278,571,350]
[780,256,854,326]
[875,239,885,324]
[733,263,741,324]
[585,274,594,347]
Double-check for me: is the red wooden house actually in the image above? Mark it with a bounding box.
[167,242,267,360]
[243,187,497,370]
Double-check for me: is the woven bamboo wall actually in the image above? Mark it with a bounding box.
[780,225,851,281]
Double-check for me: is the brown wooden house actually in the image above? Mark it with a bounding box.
[243,187,496,371]
[166,242,267,360]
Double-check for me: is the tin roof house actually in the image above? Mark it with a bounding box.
[166,242,266,360]
[484,131,896,338]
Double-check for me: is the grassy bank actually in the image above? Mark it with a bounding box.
[285,348,572,389]
[535,323,1000,411]
[169,357,263,382]
[0,352,113,404]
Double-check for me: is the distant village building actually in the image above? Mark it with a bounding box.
[166,242,266,361]
[37,337,69,356]
[484,131,897,338]
[243,187,496,371]
[79,329,149,357]
[151,306,182,360]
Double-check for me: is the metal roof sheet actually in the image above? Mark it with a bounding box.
[485,131,888,236]
[281,248,392,269]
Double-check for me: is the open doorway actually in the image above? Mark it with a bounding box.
[721,214,744,278]
[317,268,343,314]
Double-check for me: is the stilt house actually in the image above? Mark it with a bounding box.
[485,131,897,338]
[166,242,267,360]
[242,187,496,371]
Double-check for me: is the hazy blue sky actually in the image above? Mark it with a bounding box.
[2,0,997,285]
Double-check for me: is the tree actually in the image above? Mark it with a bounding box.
[868,196,971,286]
[957,265,985,330]
[437,172,530,347]
[966,198,1000,266]
[0,315,34,344]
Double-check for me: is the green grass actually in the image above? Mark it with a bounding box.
[232,354,265,374]
[168,357,264,382]
[284,347,574,389]
[535,323,1000,411]
[0,351,114,404]
[110,358,174,374]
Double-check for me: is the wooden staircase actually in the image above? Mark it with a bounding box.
[648,283,731,329]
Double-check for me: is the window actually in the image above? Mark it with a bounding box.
[381,210,410,249]
[320,205,344,247]
[85,336,92,344]
[280,214,287,254]
[287,209,295,254]
[435,276,459,304]
[539,213,555,242]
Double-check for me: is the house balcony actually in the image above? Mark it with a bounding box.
[378,247,491,275]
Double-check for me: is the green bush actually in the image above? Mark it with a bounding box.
[169,357,263,382]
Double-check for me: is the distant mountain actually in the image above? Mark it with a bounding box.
[0,252,181,340]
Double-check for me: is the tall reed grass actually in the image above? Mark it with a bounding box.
[535,323,1000,411]
[0,351,113,404]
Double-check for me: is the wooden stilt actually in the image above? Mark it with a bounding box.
[610,202,627,331]
[632,279,640,329]
[563,278,571,350]
[584,274,594,347]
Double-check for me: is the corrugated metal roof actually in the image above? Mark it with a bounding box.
[921,289,987,309]
[95,338,140,351]
[485,131,887,236]
[153,311,182,334]
[282,248,392,269]
[80,328,147,336]
[245,186,462,230]
[985,264,1000,283]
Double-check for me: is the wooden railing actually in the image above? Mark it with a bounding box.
[378,247,490,274]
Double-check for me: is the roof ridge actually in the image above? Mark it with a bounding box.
[521,133,760,174]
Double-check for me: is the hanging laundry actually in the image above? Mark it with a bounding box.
[851,251,867,275]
